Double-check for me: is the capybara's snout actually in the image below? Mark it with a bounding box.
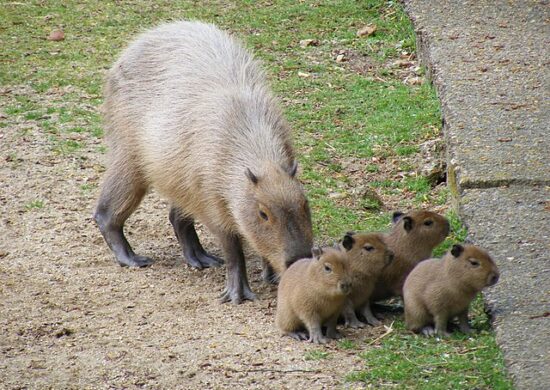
[339,280,352,295]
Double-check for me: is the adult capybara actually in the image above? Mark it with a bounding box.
[94,21,313,304]
[403,244,499,336]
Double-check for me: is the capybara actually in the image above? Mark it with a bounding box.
[339,232,393,328]
[370,210,450,300]
[403,244,499,336]
[94,21,313,304]
[276,247,352,343]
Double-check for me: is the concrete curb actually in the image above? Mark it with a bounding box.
[405,1,550,389]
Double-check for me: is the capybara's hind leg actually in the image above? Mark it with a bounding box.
[218,233,256,304]
[169,207,223,269]
[94,163,152,267]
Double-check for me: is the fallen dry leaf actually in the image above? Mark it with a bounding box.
[48,30,65,41]
[297,71,311,78]
[335,54,345,63]
[405,76,424,86]
[299,39,319,48]
[357,24,377,37]
[497,137,513,142]
[393,59,415,68]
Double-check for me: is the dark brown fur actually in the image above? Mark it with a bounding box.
[403,244,499,336]
[275,247,352,343]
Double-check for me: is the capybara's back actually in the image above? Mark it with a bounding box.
[96,21,313,304]
[103,21,283,201]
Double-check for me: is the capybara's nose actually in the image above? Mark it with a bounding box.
[489,274,499,286]
[340,281,352,295]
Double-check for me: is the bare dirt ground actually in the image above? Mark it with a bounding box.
[0,86,396,389]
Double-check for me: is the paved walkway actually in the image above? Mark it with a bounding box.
[405,1,549,389]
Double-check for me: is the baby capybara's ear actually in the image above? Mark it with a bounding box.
[342,232,355,251]
[392,211,404,223]
[402,216,413,232]
[312,246,324,259]
[451,244,464,258]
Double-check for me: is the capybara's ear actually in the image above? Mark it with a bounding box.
[312,246,324,259]
[287,160,298,178]
[342,232,355,251]
[245,168,258,185]
[403,216,413,232]
[451,244,464,258]
[392,211,404,223]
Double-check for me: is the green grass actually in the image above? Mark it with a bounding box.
[0,0,511,387]
[25,199,45,211]
[346,316,511,389]
[304,349,330,361]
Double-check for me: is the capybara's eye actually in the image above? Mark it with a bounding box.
[324,264,332,273]
[469,259,480,267]
[364,245,375,252]
[259,210,269,221]
[424,220,433,226]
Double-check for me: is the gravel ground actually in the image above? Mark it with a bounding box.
[0,86,391,389]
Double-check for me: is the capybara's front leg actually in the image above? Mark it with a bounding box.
[218,233,256,304]
[325,313,343,339]
[360,302,382,326]
[169,207,223,269]
[457,310,473,334]
[342,300,365,328]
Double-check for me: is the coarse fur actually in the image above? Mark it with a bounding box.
[371,210,450,302]
[339,232,394,328]
[403,244,499,336]
[94,21,313,304]
[275,247,352,344]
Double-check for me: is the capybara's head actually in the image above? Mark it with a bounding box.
[341,231,393,274]
[391,210,450,248]
[239,161,313,274]
[311,247,352,296]
[449,244,500,290]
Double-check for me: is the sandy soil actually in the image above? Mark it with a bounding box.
[0,86,397,389]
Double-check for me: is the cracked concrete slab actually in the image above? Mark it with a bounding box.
[405,1,550,388]
[406,0,549,189]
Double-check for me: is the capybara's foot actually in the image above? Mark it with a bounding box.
[219,284,256,304]
[326,328,343,340]
[186,250,223,269]
[118,254,154,268]
[308,332,329,344]
[288,331,309,341]
[421,326,450,337]
[345,316,366,329]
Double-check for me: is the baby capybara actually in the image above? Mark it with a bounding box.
[276,247,352,343]
[403,244,499,336]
